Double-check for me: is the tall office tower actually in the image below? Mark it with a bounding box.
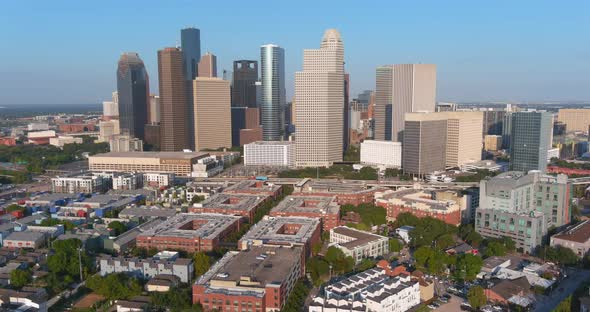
[158,48,189,151]
[343,73,350,152]
[502,112,513,149]
[509,112,552,173]
[374,66,393,140]
[148,94,160,124]
[116,53,149,139]
[231,107,262,146]
[198,52,217,78]
[181,27,201,80]
[295,29,344,167]
[260,44,286,141]
[192,77,232,151]
[557,109,590,133]
[402,112,483,175]
[482,110,506,136]
[232,60,258,108]
[374,64,437,142]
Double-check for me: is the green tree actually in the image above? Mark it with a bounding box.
[108,221,127,236]
[357,258,377,271]
[86,273,142,300]
[552,295,572,312]
[194,252,211,277]
[454,254,483,281]
[484,241,507,257]
[6,204,25,213]
[435,233,456,250]
[47,238,92,283]
[389,238,403,252]
[10,269,32,289]
[325,246,354,274]
[307,257,330,285]
[467,286,487,309]
[311,242,322,256]
[414,246,434,269]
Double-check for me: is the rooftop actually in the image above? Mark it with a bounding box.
[246,141,294,146]
[4,231,45,242]
[552,220,590,243]
[197,246,302,289]
[90,151,208,159]
[137,213,240,240]
[375,188,461,212]
[271,195,340,215]
[240,216,320,247]
[331,226,388,249]
[119,206,177,219]
[196,193,267,213]
[25,193,76,203]
[224,180,281,195]
[294,179,379,194]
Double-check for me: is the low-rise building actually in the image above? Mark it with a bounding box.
[238,216,321,258]
[49,136,83,148]
[192,155,224,178]
[146,274,181,292]
[375,188,465,226]
[244,141,295,167]
[395,226,414,244]
[460,160,507,172]
[0,287,48,312]
[190,193,269,222]
[185,181,227,201]
[309,268,420,312]
[119,206,176,220]
[192,246,304,311]
[110,172,143,190]
[3,231,45,249]
[51,174,111,194]
[330,226,389,264]
[270,195,340,231]
[223,180,283,199]
[550,220,590,257]
[108,218,164,253]
[293,179,381,206]
[99,254,193,283]
[360,140,402,168]
[484,277,533,308]
[143,172,175,188]
[27,130,56,145]
[136,213,241,252]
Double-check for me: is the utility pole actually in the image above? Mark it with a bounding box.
[78,247,83,282]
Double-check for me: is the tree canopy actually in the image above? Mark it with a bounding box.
[86,273,142,300]
[467,286,487,309]
[193,252,211,277]
[10,269,32,289]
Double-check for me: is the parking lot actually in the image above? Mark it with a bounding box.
[433,294,463,312]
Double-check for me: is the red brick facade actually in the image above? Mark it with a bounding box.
[292,190,376,206]
[377,202,462,226]
[58,123,96,133]
[269,210,340,232]
[0,137,17,146]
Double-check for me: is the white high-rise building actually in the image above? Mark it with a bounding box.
[360,140,402,168]
[102,91,119,118]
[295,29,344,167]
[244,141,295,167]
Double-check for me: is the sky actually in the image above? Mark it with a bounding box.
[0,0,589,105]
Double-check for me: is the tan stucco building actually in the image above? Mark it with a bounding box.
[557,109,590,132]
[192,77,232,151]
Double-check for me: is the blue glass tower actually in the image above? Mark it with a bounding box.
[117,52,149,139]
[260,44,285,141]
[181,27,201,80]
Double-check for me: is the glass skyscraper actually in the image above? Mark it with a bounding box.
[260,44,285,141]
[509,111,552,173]
[181,27,201,80]
[116,52,149,140]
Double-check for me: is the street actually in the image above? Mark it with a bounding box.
[534,267,590,312]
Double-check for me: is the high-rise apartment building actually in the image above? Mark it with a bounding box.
[232,60,258,108]
[557,109,590,133]
[180,27,201,80]
[192,77,232,151]
[295,29,344,167]
[509,112,552,173]
[402,112,483,175]
[198,52,217,78]
[260,44,286,141]
[158,47,189,151]
[117,53,149,139]
[374,64,436,142]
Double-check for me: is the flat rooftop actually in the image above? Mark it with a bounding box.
[553,220,590,243]
[197,193,267,213]
[119,206,177,218]
[332,226,387,249]
[197,246,302,288]
[138,213,240,240]
[376,188,460,211]
[5,231,45,242]
[295,179,378,194]
[26,193,76,203]
[90,151,208,159]
[224,180,281,194]
[271,195,340,215]
[240,216,320,246]
[246,141,294,146]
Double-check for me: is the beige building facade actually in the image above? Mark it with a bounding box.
[198,52,217,78]
[192,77,232,151]
[484,135,503,151]
[88,151,210,176]
[295,29,344,167]
[557,109,590,132]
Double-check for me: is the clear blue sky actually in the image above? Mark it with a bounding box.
[1,0,589,105]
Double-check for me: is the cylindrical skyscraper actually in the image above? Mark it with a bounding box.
[117,52,149,140]
[260,44,286,141]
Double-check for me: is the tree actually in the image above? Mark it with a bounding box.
[325,246,354,274]
[47,238,92,283]
[10,269,32,289]
[467,286,487,309]
[357,258,376,271]
[414,246,434,269]
[435,234,456,250]
[454,254,483,281]
[194,252,211,277]
[312,242,322,256]
[108,221,127,236]
[552,295,572,312]
[307,257,330,285]
[484,241,506,257]
[6,204,25,213]
[389,238,403,252]
[86,273,142,300]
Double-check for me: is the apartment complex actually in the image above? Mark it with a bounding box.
[270,195,340,231]
[189,193,269,222]
[295,29,344,167]
[51,174,110,194]
[99,254,193,283]
[192,246,304,311]
[360,140,402,168]
[293,179,380,206]
[557,109,590,133]
[330,226,389,264]
[244,141,295,167]
[136,213,241,252]
[223,180,283,199]
[192,77,232,151]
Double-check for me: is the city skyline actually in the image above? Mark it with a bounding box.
[1,1,589,105]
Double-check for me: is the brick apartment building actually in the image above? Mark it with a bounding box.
[223,180,283,200]
[189,193,269,222]
[270,195,340,231]
[293,178,382,206]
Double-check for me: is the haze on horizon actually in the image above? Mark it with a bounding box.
[0,0,589,105]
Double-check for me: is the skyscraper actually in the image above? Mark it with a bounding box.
[232,60,258,108]
[192,77,232,151]
[343,73,350,152]
[116,52,149,139]
[198,52,217,78]
[295,29,344,167]
[158,47,189,151]
[181,27,201,80]
[260,44,286,141]
[374,64,436,142]
[148,94,160,124]
[509,111,552,173]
